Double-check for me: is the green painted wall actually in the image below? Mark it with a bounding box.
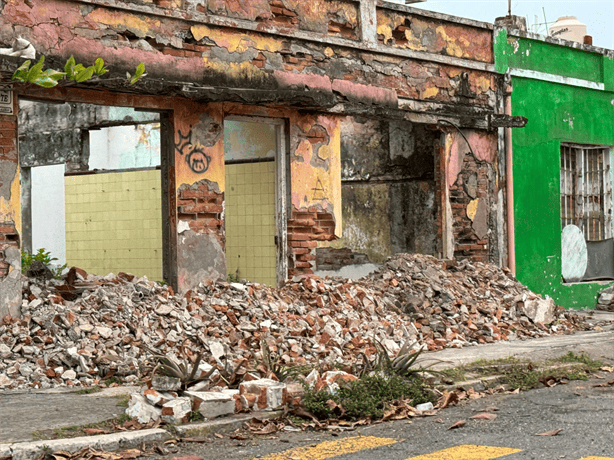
[503,34,614,309]
[507,37,603,82]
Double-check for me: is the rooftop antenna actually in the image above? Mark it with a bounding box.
[508,0,511,16]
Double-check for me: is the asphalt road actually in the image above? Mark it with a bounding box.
[161,371,614,460]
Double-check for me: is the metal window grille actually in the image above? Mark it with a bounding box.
[560,144,612,241]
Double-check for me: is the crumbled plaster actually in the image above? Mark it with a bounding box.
[177,230,225,291]
[0,246,21,317]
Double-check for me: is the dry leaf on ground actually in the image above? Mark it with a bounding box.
[448,419,466,429]
[470,413,497,420]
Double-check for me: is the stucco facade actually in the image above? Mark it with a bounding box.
[0,0,511,317]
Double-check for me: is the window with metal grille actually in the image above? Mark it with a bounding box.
[560,144,612,241]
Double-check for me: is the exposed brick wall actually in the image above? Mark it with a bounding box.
[315,247,370,272]
[287,207,336,277]
[450,154,490,263]
[177,180,224,247]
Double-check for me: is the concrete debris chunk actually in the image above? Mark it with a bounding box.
[186,390,235,419]
[126,394,163,424]
[161,397,192,424]
[152,375,182,392]
[239,378,285,411]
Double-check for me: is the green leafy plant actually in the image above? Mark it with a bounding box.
[127,62,147,85]
[21,248,67,279]
[12,55,145,87]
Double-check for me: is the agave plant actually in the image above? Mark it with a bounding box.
[260,339,292,382]
[142,345,216,391]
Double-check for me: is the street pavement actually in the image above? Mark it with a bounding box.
[163,369,614,460]
[1,311,613,459]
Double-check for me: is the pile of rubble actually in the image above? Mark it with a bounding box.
[0,254,588,391]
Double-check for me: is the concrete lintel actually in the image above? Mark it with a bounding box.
[372,44,495,72]
[63,0,497,75]
[509,68,605,91]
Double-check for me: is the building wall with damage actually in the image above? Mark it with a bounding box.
[0,0,508,315]
[495,27,614,308]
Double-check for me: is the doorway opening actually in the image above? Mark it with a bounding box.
[19,100,170,283]
[223,117,287,286]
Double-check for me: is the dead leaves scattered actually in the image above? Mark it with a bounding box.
[536,429,563,436]
[592,379,614,388]
[39,447,145,460]
[246,418,286,435]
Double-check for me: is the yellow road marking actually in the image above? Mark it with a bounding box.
[577,457,614,460]
[406,444,522,460]
[261,435,397,460]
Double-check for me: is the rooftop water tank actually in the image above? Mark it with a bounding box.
[549,16,587,43]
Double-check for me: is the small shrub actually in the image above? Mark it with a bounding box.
[504,365,542,391]
[21,248,67,278]
[302,385,335,420]
[302,374,436,421]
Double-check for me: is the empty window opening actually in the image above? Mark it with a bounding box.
[19,101,165,282]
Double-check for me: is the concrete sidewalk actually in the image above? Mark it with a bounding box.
[1,311,613,458]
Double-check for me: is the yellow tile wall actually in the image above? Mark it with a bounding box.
[65,169,163,281]
[225,161,277,286]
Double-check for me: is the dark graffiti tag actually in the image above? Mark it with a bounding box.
[176,130,211,174]
[311,177,328,201]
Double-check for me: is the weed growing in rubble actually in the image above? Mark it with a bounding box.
[21,248,67,278]
[302,374,436,421]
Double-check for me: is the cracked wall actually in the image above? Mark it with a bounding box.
[0,1,498,109]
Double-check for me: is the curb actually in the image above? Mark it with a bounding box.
[174,410,284,437]
[0,411,284,459]
[0,429,170,460]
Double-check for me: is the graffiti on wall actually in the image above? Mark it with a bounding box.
[176,130,211,174]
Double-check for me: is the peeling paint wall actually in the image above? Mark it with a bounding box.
[377,7,493,63]
[321,117,439,267]
[0,98,21,318]
[443,129,501,264]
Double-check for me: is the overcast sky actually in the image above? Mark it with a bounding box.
[404,0,614,50]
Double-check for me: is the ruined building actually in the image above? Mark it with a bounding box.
[0,0,517,317]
